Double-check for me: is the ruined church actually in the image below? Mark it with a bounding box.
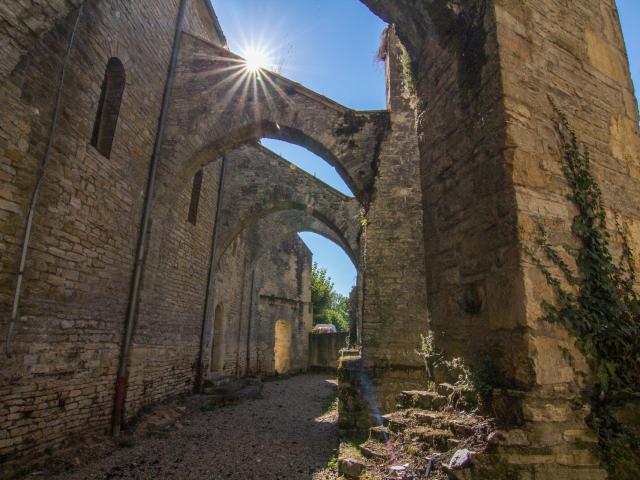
[1,0,639,478]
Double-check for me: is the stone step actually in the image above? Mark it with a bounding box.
[398,390,448,410]
[447,438,462,449]
[202,372,233,388]
[358,440,390,461]
[412,410,448,427]
[382,409,484,439]
[369,425,391,442]
[381,411,412,433]
[446,419,482,438]
[443,452,608,480]
[442,463,473,480]
[406,426,454,452]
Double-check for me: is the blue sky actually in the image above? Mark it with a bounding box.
[213,0,640,296]
[618,1,640,92]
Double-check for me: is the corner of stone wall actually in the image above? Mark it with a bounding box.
[337,356,374,438]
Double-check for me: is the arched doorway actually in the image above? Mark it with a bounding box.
[210,303,226,373]
[274,319,292,374]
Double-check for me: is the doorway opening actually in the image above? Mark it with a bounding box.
[274,319,292,373]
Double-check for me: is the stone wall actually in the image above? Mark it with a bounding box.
[309,332,348,369]
[495,3,639,474]
[127,156,220,420]
[253,237,313,375]
[0,0,325,465]
[363,0,530,388]
[497,0,640,399]
[0,0,84,79]
[198,226,315,379]
[0,0,191,463]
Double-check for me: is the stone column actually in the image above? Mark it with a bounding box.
[361,27,430,411]
[361,0,638,476]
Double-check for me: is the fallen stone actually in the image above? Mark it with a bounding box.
[389,463,409,479]
[338,457,365,479]
[448,449,472,470]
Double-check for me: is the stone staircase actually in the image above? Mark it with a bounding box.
[338,381,611,480]
[338,383,495,479]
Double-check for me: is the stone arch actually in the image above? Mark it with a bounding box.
[159,32,389,205]
[259,127,356,197]
[212,143,361,265]
[217,202,357,266]
[222,209,357,270]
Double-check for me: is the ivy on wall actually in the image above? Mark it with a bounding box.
[523,102,640,477]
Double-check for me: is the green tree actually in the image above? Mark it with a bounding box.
[326,295,350,333]
[311,262,350,332]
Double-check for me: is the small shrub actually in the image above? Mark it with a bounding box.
[416,333,498,406]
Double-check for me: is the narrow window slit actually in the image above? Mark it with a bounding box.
[188,169,203,225]
[91,57,125,158]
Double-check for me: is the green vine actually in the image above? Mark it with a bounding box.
[523,102,640,477]
[398,41,418,110]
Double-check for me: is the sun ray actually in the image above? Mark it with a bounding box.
[260,72,296,107]
[215,70,254,115]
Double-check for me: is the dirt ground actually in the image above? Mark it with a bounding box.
[29,374,339,480]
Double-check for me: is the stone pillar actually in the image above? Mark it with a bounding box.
[360,27,430,411]
[495,0,640,388]
[361,0,638,476]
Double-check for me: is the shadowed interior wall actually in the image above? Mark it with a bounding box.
[254,237,313,375]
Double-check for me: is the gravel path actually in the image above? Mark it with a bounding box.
[50,374,339,480]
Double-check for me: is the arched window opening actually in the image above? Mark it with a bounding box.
[210,303,226,373]
[91,57,125,158]
[188,169,203,225]
[274,319,292,374]
[300,232,357,339]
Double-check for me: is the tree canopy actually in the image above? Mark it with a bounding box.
[311,262,350,332]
